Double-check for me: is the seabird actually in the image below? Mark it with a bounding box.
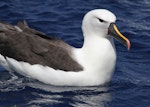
[0,9,130,86]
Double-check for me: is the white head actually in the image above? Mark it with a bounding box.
[82,9,130,50]
[82,9,116,38]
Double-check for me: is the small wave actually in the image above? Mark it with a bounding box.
[0,71,26,92]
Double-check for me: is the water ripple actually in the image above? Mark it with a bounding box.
[0,0,150,107]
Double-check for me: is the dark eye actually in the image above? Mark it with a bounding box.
[98,18,104,22]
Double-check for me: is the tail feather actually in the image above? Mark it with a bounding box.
[0,22,16,31]
[0,20,51,39]
[0,20,29,32]
[17,20,29,29]
[17,20,47,36]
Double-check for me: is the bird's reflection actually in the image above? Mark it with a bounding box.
[27,81,112,107]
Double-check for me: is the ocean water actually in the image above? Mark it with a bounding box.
[0,0,150,107]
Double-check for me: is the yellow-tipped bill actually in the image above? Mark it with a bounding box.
[108,23,131,50]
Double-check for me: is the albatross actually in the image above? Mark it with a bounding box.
[0,9,130,86]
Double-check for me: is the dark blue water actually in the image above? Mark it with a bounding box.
[0,0,150,107]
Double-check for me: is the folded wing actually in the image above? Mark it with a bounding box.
[0,21,83,71]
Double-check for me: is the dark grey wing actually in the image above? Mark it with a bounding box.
[0,21,83,71]
[27,35,83,71]
[17,20,52,39]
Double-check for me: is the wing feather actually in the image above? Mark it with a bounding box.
[0,21,83,71]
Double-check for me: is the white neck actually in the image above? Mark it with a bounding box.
[73,34,116,84]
